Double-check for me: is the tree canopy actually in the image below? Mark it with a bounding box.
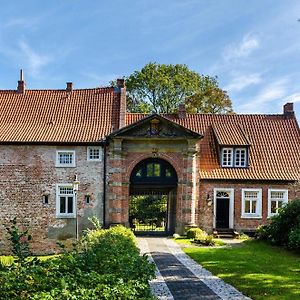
[118,62,234,114]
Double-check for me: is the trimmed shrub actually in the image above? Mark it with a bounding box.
[194,234,218,246]
[186,228,207,240]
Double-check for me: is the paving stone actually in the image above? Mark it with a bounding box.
[138,237,252,300]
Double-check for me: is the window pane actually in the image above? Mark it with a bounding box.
[89,148,100,160]
[252,200,257,213]
[278,200,283,209]
[245,191,258,199]
[222,148,233,166]
[166,169,172,177]
[236,149,241,165]
[271,191,284,200]
[59,153,73,164]
[60,196,66,213]
[59,187,74,194]
[67,197,73,213]
[153,163,160,176]
[245,200,251,213]
[235,149,246,167]
[240,150,246,166]
[271,200,277,213]
[135,168,142,177]
[146,164,153,177]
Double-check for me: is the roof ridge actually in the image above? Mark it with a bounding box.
[0,86,115,93]
[126,112,286,117]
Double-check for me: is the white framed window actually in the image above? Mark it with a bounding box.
[56,184,75,218]
[221,148,233,167]
[87,146,101,161]
[268,189,288,217]
[235,148,247,167]
[241,189,262,218]
[56,150,75,167]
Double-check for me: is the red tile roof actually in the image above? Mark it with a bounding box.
[0,88,120,143]
[0,87,298,181]
[212,123,250,146]
[126,113,300,181]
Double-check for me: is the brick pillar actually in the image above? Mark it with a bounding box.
[106,138,129,226]
[181,140,198,228]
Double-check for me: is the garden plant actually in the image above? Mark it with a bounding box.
[0,219,155,300]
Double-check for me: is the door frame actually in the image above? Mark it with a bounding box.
[213,188,234,229]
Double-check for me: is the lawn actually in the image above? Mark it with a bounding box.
[180,239,300,300]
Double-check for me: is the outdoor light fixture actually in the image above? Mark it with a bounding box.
[206,192,213,206]
[73,174,80,240]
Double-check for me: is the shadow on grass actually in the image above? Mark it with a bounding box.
[184,239,300,300]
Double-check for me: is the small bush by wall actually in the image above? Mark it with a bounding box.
[186,228,207,240]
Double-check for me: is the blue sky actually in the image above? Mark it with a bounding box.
[0,0,300,119]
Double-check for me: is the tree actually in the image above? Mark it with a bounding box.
[118,62,234,114]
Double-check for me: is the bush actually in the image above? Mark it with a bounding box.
[288,227,300,250]
[256,199,300,251]
[0,222,155,300]
[194,234,218,246]
[186,228,207,240]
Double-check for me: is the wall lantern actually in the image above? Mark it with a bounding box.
[206,192,213,206]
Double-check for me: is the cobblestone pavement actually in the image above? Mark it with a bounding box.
[137,237,251,300]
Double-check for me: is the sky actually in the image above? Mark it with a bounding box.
[0,0,300,119]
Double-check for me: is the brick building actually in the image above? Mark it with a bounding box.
[0,75,299,253]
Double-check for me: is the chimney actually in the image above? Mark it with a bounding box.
[178,103,186,119]
[283,102,294,118]
[66,82,73,92]
[116,78,125,89]
[115,78,126,129]
[17,69,26,94]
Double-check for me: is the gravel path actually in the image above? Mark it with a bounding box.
[137,237,251,300]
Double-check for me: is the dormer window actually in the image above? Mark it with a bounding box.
[222,148,233,167]
[235,148,247,167]
[221,147,247,168]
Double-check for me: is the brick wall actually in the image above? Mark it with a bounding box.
[0,145,104,254]
[199,180,298,232]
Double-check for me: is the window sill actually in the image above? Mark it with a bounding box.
[221,166,248,169]
[55,165,76,168]
[87,159,102,162]
[56,214,76,219]
[241,215,262,219]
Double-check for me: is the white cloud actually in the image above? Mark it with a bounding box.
[225,73,262,92]
[223,33,260,61]
[283,93,300,103]
[19,41,51,76]
[237,78,289,114]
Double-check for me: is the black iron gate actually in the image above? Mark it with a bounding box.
[129,191,168,234]
[129,158,178,235]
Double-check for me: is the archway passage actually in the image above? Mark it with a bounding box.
[129,158,178,235]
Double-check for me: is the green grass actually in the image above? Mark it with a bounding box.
[182,239,300,300]
[174,237,225,246]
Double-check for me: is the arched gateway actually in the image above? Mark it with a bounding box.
[129,158,178,234]
[106,114,202,235]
